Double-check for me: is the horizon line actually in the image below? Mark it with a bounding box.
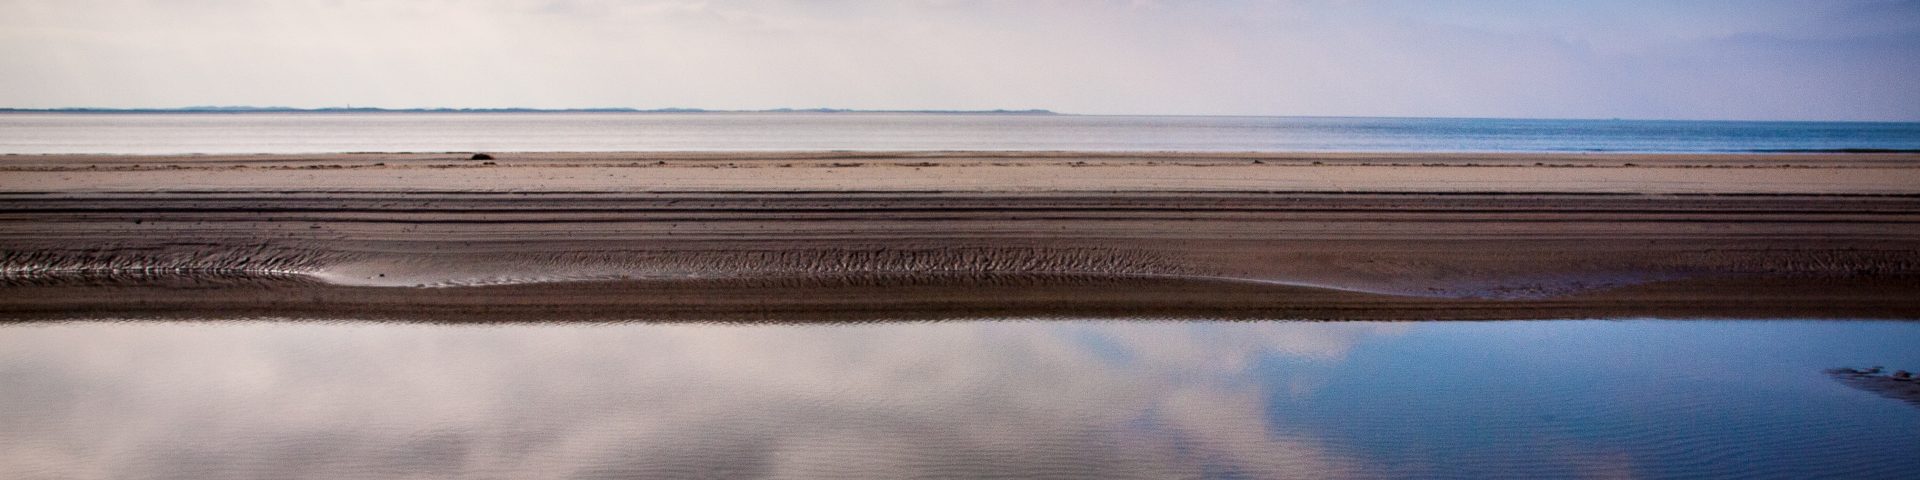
[0,106,1060,115]
[2,106,1917,124]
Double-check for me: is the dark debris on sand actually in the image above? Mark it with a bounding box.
[1827,367,1920,407]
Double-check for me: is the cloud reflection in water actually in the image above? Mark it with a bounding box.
[0,320,1409,479]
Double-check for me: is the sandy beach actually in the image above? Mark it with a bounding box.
[4,151,1919,321]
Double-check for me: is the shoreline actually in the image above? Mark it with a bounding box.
[4,151,1919,321]
[7,276,1918,322]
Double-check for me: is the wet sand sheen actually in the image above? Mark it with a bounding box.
[3,152,1919,321]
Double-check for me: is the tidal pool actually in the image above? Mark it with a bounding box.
[2,319,1916,479]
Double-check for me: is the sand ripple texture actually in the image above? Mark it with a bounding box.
[4,187,1919,320]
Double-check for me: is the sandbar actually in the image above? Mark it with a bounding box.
[3,151,1917,321]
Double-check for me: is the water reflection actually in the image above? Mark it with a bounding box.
[1,320,1917,479]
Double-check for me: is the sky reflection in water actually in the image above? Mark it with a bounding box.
[1,320,1917,479]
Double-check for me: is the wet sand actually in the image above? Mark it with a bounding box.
[4,151,1919,321]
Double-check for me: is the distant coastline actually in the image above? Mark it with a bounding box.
[3,114,1915,155]
[0,106,1060,115]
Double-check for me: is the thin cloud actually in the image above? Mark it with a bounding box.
[0,0,1914,120]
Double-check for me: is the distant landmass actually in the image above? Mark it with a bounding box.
[0,106,1059,115]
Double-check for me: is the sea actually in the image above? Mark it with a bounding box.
[2,112,1919,154]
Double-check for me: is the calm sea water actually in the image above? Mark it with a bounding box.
[2,112,1918,154]
[2,319,1915,479]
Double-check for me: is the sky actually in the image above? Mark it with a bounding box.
[1,0,1917,121]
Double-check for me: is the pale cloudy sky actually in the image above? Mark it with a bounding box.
[1,0,1916,120]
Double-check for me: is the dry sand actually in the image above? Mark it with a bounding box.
[6,151,1920,194]
[3,151,1918,321]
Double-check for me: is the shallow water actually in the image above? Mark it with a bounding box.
[3,112,1918,154]
[1,319,1915,479]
